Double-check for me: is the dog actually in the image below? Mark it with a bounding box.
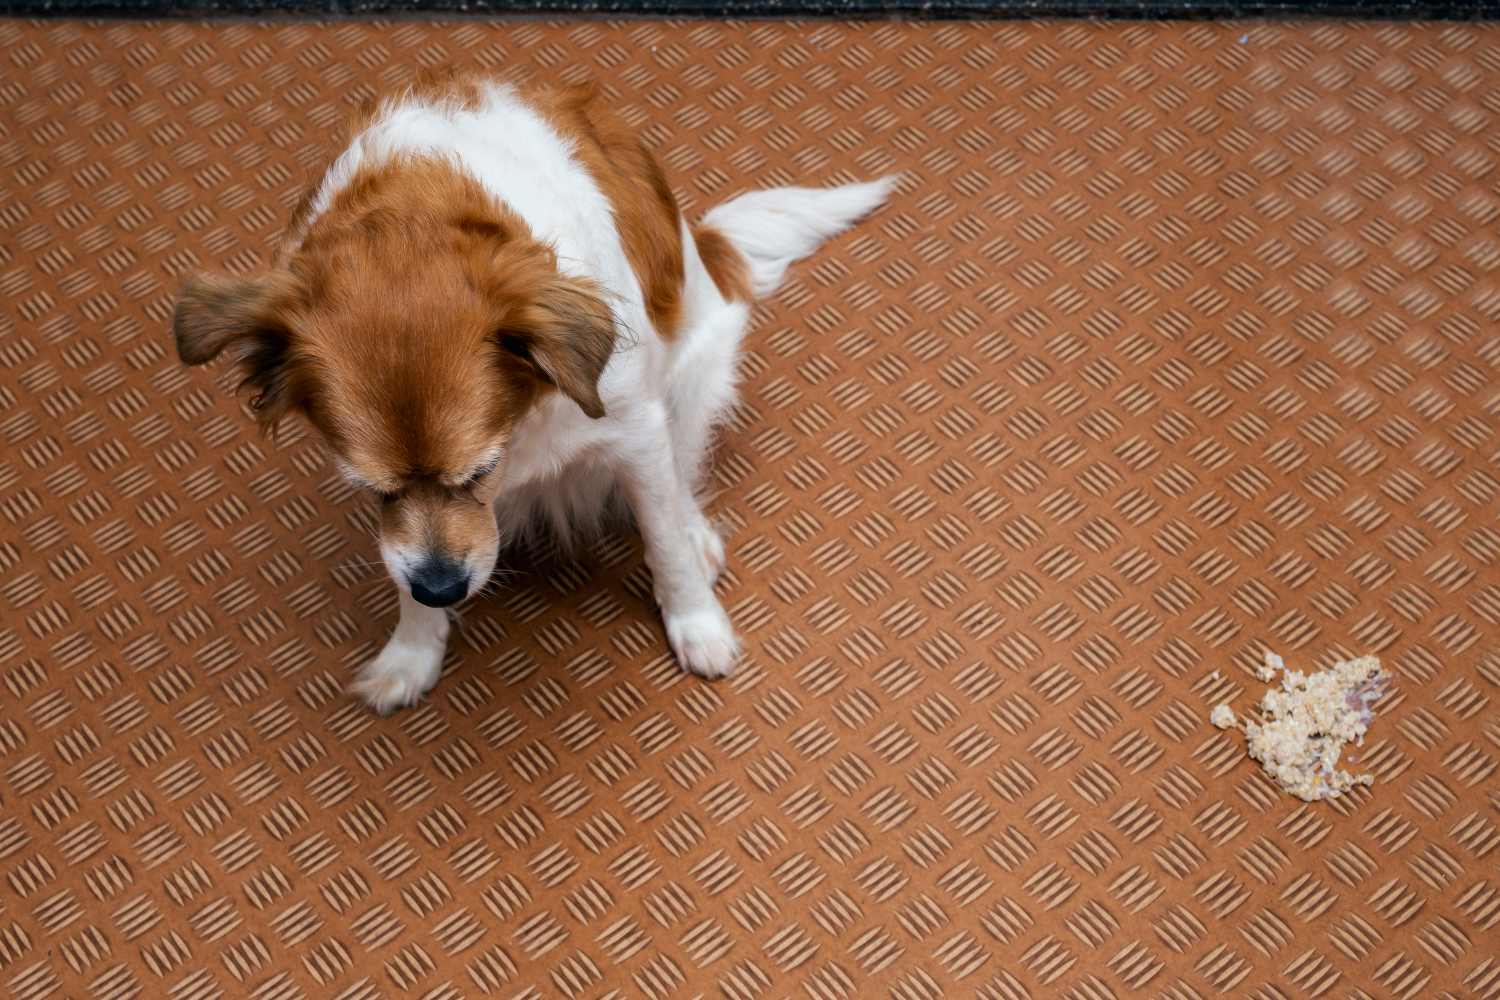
[171,74,892,714]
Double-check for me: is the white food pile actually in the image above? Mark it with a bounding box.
[1212,650,1393,802]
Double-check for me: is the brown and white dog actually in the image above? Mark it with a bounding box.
[172,76,892,714]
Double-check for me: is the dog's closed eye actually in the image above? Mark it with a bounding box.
[460,460,498,506]
[344,472,396,502]
[463,460,499,486]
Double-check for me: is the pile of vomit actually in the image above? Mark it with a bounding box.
[1213,651,1394,802]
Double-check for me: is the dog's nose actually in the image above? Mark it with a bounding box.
[408,557,469,608]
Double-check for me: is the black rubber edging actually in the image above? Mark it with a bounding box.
[6,0,1500,19]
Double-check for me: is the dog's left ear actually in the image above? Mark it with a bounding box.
[173,270,306,428]
[496,275,616,419]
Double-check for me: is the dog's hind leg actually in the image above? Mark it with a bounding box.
[665,297,750,500]
[348,588,450,715]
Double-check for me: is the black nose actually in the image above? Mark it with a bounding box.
[409,558,469,608]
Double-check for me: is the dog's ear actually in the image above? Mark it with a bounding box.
[173,272,304,426]
[496,275,616,419]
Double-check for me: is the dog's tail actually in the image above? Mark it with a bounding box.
[695,176,898,300]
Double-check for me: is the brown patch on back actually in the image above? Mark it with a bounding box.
[525,83,686,340]
[692,224,754,303]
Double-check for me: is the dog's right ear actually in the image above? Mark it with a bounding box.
[493,273,617,420]
[173,272,304,426]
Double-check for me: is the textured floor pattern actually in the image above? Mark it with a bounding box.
[1,17,1499,1000]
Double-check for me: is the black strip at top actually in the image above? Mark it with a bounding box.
[7,0,1500,18]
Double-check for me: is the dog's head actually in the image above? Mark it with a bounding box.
[173,158,615,607]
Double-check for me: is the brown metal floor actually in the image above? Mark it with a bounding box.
[1,18,1498,1000]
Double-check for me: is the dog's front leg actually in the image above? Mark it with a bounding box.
[612,412,739,679]
[348,588,451,714]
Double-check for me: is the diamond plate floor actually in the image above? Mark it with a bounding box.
[1,18,1499,1000]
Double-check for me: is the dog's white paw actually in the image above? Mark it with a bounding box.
[687,519,727,584]
[348,636,445,716]
[665,602,740,680]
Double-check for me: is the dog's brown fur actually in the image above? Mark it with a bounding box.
[526,82,689,338]
[691,224,754,303]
